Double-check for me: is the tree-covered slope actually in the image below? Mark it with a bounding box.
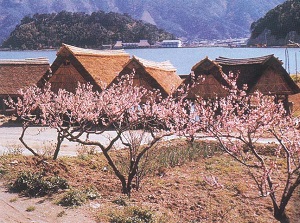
[0,0,285,44]
[248,0,300,46]
[1,11,174,50]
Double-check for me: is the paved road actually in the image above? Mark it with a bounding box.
[0,125,123,157]
[0,125,178,157]
[0,124,278,157]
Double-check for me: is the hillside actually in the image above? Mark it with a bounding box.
[1,11,174,50]
[0,0,285,43]
[248,0,300,46]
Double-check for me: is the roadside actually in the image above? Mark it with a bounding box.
[0,182,97,223]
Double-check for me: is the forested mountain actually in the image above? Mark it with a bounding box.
[0,0,285,44]
[248,0,300,46]
[1,11,174,50]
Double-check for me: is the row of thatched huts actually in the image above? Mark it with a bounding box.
[0,43,299,114]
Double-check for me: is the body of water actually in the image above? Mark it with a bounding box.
[0,47,299,75]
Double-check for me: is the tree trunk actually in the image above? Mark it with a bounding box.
[274,209,290,223]
[53,134,64,160]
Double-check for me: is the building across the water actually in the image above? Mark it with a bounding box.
[160,40,182,48]
[114,40,151,49]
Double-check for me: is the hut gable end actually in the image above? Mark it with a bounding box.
[116,56,182,97]
[49,43,130,92]
[190,75,228,99]
[252,67,296,94]
[183,57,229,99]
[215,55,300,95]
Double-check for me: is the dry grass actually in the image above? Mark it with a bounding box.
[0,140,299,222]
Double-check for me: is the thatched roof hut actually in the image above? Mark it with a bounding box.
[184,55,300,99]
[49,43,130,92]
[114,56,182,97]
[0,58,50,113]
[183,54,300,113]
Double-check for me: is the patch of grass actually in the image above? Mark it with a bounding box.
[26,205,36,212]
[57,210,66,217]
[110,206,155,223]
[10,171,69,197]
[112,196,128,206]
[58,186,99,207]
[4,144,24,156]
[58,189,87,207]
[154,140,219,169]
[9,197,17,202]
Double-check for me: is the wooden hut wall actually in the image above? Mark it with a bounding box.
[49,62,86,93]
[220,64,263,91]
[252,67,292,94]
[187,61,228,99]
[50,54,103,92]
[188,75,228,99]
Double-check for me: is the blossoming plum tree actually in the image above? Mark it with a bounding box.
[8,75,190,196]
[190,81,300,223]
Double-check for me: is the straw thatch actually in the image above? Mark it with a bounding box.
[115,56,182,97]
[0,58,50,113]
[0,58,50,96]
[49,43,130,92]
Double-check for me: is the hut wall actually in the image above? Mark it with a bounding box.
[188,75,227,99]
[49,63,86,93]
[252,67,292,94]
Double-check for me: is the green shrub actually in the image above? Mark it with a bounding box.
[58,186,100,207]
[112,197,128,206]
[84,186,100,200]
[58,189,87,207]
[10,171,69,197]
[110,207,154,223]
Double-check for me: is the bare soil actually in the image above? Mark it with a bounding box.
[0,150,300,223]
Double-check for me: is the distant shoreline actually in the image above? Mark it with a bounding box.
[0,45,299,52]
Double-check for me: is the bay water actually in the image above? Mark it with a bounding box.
[0,47,299,75]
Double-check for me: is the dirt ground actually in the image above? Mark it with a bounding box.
[1,151,299,223]
[0,182,97,223]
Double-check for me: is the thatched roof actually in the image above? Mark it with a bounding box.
[215,54,300,95]
[215,55,279,65]
[0,58,50,96]
[50,43,130,91]
[117,56,182,96]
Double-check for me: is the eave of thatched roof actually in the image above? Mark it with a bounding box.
[215,54,281,65]
[59,43,129,57]
[131,56,182,95]
[51,43,130,89]
[0,58,50,95]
